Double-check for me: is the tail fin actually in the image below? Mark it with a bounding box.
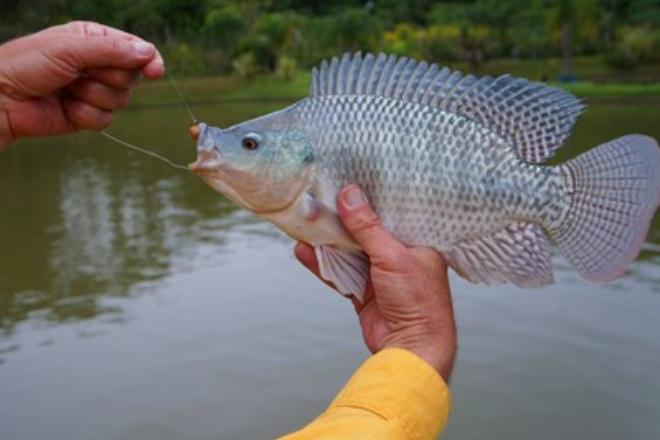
[553,135,660,282]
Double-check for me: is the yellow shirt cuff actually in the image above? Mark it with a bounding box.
[328,348,451,440]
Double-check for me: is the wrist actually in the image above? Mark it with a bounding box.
[409,343,456,382]
[384,326,456,381]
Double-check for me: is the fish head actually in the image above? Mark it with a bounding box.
[189,116,314,213]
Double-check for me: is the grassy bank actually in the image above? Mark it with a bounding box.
[132,56,660,107]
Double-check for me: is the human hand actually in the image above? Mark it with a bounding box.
[295,185,457,380]
[0,21,165,150]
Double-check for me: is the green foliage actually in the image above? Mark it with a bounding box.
[237,11,309,72]
[275,55,298,80]
[233,52,258,79]
[608,26,660,69]
[203,5,244,48]
[374,0,436,26]
[1,0,659,77]
[628,0,660,27]
[313,8,382,55]
[508,0,548,58]
[166,43,206,75]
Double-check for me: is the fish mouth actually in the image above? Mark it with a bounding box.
[189,150,222,173]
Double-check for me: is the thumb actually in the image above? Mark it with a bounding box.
[52,34,157,71]
[337,185,408,268]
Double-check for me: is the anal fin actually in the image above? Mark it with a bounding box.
[443,222,553,288]
[315,245,370,302]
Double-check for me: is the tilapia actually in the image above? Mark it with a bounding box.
[190,52,660,300]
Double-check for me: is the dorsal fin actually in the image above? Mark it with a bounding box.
[310,52,584,163]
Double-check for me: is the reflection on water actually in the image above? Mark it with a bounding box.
[0,101,659,440]
[0,103,281,334]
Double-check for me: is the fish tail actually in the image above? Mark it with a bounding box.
[551,135,660,281]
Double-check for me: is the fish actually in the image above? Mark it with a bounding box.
[189,52,660,301]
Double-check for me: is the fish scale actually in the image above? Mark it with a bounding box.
[296,94,558,247]
[191,52,660,299]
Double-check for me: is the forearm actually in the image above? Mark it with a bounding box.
[280,349,451,440]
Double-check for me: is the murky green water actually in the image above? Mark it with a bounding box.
[1,100,659,440]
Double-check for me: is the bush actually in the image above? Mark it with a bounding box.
[608,26,660,70]
[239,12,310,73]
[202,6,244,50]
[275,56,298,81]
[233,53,258,79]
[166,43,206,75]
[422,25,460,62]
[608,43,640,70]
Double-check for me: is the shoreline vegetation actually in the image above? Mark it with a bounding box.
[133,55,660,108]
[4,1,659,107]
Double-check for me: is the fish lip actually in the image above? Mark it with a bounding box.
[189,150,222,173]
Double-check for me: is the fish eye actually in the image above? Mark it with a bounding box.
[242,135,260,150]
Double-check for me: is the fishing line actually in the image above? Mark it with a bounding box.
[100,130,190,171]
[98,67,201,171]
[167,70,198,124]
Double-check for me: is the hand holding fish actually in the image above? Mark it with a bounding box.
[295,185,457,380]
[0,21,164,151]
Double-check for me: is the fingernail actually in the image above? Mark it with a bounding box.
[133,42,154,56]
[344,186,366,208]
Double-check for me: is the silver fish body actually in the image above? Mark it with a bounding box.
[191,53,660,298]
[291,94,568,249]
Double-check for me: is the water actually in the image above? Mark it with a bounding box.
[1,100,659,440]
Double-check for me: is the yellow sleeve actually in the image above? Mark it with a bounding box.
[278,348,451,440]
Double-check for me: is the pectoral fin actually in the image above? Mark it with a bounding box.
[315,245,370,302]
[262,192,369,300]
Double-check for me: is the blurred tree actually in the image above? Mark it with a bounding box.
[276,55,298,80]
[270,0,361,15]
[557,0,576,81]
[312,7,382,57]
[509,0,548,58]
[169,43,206,74]
[67,0,121,27]
[152,0,205,42]
[629,0,660,26]
[547,0,599,81]
[430,1,494,68]
[202,5,244,49]
[122,0,166,41]
[374,0,436,26]
[233,52,258,78]
[239,11,308,72]
[609,25,660,69]
[1,0,659,76]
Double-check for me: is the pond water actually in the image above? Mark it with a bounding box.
[1,99,659,440]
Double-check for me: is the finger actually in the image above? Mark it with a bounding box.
[49,33,158,72]
[63,99,113,131]
[75,24,166,79]
[87,68,141,90]
[67,79,132,111]
[294,242,337,291]
[46,22,165,79]
[294,242,319,274]
[336,185,408,268]
[142,50,165,80]
[45,21,140,40]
